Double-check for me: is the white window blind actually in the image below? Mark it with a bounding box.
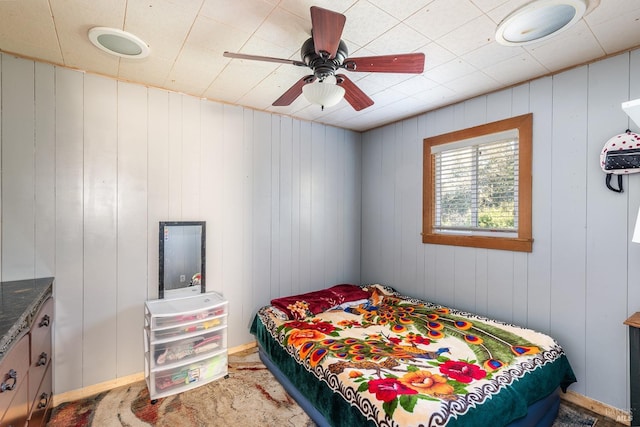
[432,132,519,236]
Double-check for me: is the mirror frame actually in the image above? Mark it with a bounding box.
[158,221,206,298]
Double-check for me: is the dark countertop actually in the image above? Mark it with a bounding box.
[0,277,54,360]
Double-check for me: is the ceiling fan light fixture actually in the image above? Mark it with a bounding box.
[302,75,345,109]
[88,27,150,59]
[495,0,587,46]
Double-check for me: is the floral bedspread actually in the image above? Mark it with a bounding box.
[252,284,576,427]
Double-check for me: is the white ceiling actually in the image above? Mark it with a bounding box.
[1,0,639,132]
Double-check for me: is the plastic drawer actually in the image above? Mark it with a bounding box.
[150,327,227,369]
[150,351,228,398]
[150,314,227,341]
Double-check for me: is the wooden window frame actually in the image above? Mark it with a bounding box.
[422,113,533,252]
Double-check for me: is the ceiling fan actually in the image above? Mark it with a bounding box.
[223,6,425,111]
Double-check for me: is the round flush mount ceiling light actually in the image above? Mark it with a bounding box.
[495,0,587,46]
[88,27,150,59]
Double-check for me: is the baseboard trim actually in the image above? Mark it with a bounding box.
[229,341,257,353]
[52,371,146,407]
[52,341,258,407]
[561,390,632,426]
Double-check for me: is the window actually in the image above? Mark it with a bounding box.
[422,114,532,252]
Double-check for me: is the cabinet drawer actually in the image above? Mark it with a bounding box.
[151,351,227,397]
[28,347,51,416]
[0,378,28,427]
[0,335,29,422]
[30,298,53,368]
[28,363,52,427]
[150,314,227,341]
[150,327,227,370]
[29,297,53,407]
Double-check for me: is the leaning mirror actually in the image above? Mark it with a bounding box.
[159,221,206,299]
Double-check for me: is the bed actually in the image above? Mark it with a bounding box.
[250,283,576,427]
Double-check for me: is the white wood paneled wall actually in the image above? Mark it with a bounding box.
[0,53,362,394]
[361,51,640,412]
[3,46,639,412]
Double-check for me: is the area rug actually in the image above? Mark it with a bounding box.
[47,347,597,427]
[555,404,598,427]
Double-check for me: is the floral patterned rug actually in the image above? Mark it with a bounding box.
[47,347,313,427]
[47,347,595,427]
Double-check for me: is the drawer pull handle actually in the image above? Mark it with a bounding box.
[37,392,50,409]
[1,369,17,392]
[39,314,50,328]
[37,352,48,367]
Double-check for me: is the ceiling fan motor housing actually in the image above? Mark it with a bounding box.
[301,37,348,80]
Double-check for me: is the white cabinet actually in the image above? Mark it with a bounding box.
[144,292,228,400]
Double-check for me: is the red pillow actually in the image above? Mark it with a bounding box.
[271,284,370,320]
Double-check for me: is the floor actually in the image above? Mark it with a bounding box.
[562,400,630,427]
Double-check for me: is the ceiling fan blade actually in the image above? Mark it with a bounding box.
[273,75,317,106]
[344,53,425,73]
[310,6,346,59]
[336,74,374,111]
[223,51,306,67]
